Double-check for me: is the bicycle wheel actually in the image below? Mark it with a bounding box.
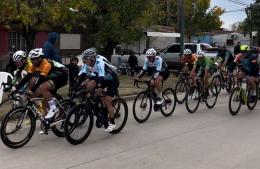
[1,106,36,148]
[160,88,176,117]
[226,75,235,93]
[0,97,23,116]
[247,88,258,110]
[133,91,152,123]
[205,84,218,109]
[175,80,188,104]
[64,104,94,145]
[110,97,128,134]
[185,86,201,113]
[212,75,221,95]
[51,100,76,137]
[229,87,242,116]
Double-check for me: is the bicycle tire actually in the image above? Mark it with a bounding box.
[109,97,128,134]
[212,75,221,95]
[51,100,76,137]
[133,91,152,123]
[175,80,188,104]
[64,104,94,145]
[185,86,201,113]
[247,88,258,110]
[160,88,176,117]
[205,84,218,109]
[226,75,235,93]
[228,87,242,116]
[0,106,36,149]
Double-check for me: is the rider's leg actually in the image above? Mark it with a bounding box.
[154,75,163,99]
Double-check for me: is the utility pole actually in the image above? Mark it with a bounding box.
[177,0,185,56]
[166,0,170,26]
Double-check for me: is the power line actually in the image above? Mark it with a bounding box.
[225,0,249,6]
[224,8,246,13]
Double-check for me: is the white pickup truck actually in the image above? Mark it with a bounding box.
[160,43,212,70]
[111,43,213,70]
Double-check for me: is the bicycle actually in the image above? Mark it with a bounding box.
[212,67,235,95]
[64,87,128,145]
[185,75,218,114]
[0,83,25,112]
[132,79,176,123]
[174,72,192,104]
[228,76,258,116]
[0,92,75,149]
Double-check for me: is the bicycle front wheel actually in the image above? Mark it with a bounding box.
[247,88,258,110]
[1,106,36,149]
[175,80,188,104]
[160,88,176,117]
[229,87,242,116]
[110,97,128,134]
[64,104,94,145]
[212,75,221,95]
[133,91,152,123]
[0,97,24,116]
[51,100,76,137]
[185,86,201,113]
[205,84,218,109]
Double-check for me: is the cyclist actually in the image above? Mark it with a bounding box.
[11,48,68,120]
[180,48,197,73]
[81,48,119,132]
[234,45,259,102]
[216,46,235,73]
[135,48,169,105]
[11,50,32,84]
[190,50,216,96]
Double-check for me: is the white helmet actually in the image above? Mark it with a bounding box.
[146,48,156,56]
[28,48,44,59]
[197,50,205,58]
[12,50,26,62]
[184,49,192,55]
[81,48,97,59]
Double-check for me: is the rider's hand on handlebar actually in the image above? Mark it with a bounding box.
[8,87,17,96]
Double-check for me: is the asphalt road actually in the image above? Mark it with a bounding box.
[1,92,260,169]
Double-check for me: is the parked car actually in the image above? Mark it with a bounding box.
[160,43,212,70]
[204,47,220,60]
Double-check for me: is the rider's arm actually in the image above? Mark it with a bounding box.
[15,73,33,90]
[137,59,148,79]
[31,75,46,92]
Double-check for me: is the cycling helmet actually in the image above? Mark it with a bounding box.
[12,50,26,62]
[184,49,192,55]
[81,48,97,59]
[28,48,44,59]
[197,50,205,58]
[146,48,156,56]
[240,45,249,52]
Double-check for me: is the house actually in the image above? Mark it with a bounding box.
[119,25,180,54]
[191,31,250,47]
[0,27,83,70]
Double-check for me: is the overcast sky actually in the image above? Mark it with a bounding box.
[210,0,255,30]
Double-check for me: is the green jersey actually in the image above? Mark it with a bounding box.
[194,57,215,70]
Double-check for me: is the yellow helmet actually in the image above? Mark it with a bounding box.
[240,45,249,52]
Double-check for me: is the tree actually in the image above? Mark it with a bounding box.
[0,0,95,51]
[183,0,224,40]
[89,0,157,58]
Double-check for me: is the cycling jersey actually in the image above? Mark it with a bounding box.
[181,54,196,65]
[143,56,168,72]
[194,57,215,70]
[13,59,33,84]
